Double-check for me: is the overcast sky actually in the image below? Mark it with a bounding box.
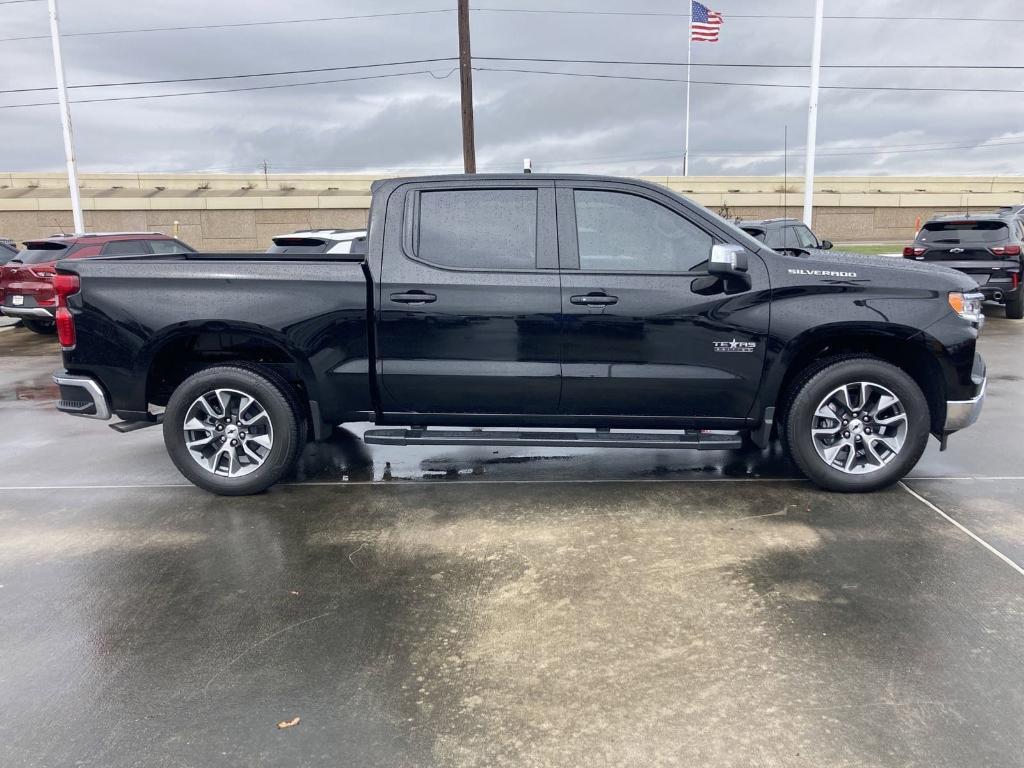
[1,0,1023,177]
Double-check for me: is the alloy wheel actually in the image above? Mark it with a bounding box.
[810,381,908,475]
[182,388,274,477]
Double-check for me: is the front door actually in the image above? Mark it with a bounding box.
[376,182,562,416]
[556,182,770,423]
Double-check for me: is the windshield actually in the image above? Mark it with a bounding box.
[918,221,1009,245]
[697,206,769,253]
[13,242,70,264]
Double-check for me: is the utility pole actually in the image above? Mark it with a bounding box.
[802,0,825,227]
[457,0,477,174]
[262,159,270,189]
[47,0,84,233]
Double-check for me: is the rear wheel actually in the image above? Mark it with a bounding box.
[163,365,303,495]
[1006,291,1024,320]
[784,357,930,492]
[23,318,55,335]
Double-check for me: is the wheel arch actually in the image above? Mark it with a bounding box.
[141,322,319,420]
[764,324,949,435]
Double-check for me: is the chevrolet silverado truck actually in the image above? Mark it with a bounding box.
[51,174,987,495]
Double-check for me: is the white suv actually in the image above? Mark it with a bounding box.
[267,229,367,255]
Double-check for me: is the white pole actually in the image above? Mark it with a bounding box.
[47,0,84,234]
[802,0,824,227]
[683,1,693,176]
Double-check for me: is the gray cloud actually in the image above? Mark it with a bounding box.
[1,0,1022,176]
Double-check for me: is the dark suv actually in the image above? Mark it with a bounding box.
[904,213,1023,319]
[0,232,194,333]
[737,217,833,254]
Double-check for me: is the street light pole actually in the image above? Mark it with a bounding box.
[46,0,84,234]
[802,0,825,227]
[457,0,477,174]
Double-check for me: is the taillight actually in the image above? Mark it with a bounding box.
[991,245,1021,256]
[29,267,56,279]
[55,308,75,348]
[903,246,926,257]
[53,274,80,349]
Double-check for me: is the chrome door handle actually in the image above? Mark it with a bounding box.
[390,291,437,304]
[570,293,618,306]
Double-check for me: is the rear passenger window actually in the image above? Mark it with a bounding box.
[416,189,537,270]
[101,240,149,256]
[148,239,190,254]
[574,190,713,272]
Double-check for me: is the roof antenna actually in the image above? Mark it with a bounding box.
[523,158,532,174]
[54,218,67,236]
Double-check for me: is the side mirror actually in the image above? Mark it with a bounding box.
[820,240,833,250]
[709,243,749,275]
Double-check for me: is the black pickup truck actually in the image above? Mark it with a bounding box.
[52,174,986,495]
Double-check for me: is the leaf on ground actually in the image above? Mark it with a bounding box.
[276,716,300,730]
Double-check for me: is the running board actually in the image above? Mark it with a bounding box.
[362,428,743,450]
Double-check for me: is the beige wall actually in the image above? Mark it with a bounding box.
[2,172,1022,246]
[0,208,368,251]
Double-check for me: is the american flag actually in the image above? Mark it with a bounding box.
[691,1,724,42]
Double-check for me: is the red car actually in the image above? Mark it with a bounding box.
[0,232,194,334]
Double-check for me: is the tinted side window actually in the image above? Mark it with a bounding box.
[574,190,713,272]
[793,225,818,248]
[417,189,537,270]
[148,239,192,254]
[101,240,150,256]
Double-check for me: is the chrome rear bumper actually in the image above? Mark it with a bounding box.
[1,306,54,319]
[53,371,111,420]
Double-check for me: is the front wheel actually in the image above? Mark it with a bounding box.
[784,357,930,492]
[163,365,303,495]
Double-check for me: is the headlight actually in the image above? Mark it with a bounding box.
[949,292,984,323]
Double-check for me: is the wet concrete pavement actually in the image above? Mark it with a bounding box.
[1,310,1022,767]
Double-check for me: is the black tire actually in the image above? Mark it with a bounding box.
[163,364,304,495]
[23,318,56,335]
[783,357,930,492]
[1006,292,1024,320]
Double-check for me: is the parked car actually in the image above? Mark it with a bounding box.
[268,229,367,255]
[0,238,17,264]
[0,232,194,334]
[904,212,1023,319]
[52,174,985,496]
[737,217,833,254]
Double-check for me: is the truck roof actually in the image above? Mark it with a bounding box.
[371,173,657,192]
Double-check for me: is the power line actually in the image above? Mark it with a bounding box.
[477,56,1024,71]
[7,54,1021,97]
[0,69,455,110]
[472,66,1024,94]
[469,7,1024,23]
[0,9,455,43]
[0,57,458,94]
[0,0,44,5]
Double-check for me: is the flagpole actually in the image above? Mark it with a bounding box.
[683,1,693,176]
[47,0,84,234]
[802,0,825,226]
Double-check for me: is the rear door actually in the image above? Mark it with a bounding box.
[376,180,562,415]
[555,180,770,423]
